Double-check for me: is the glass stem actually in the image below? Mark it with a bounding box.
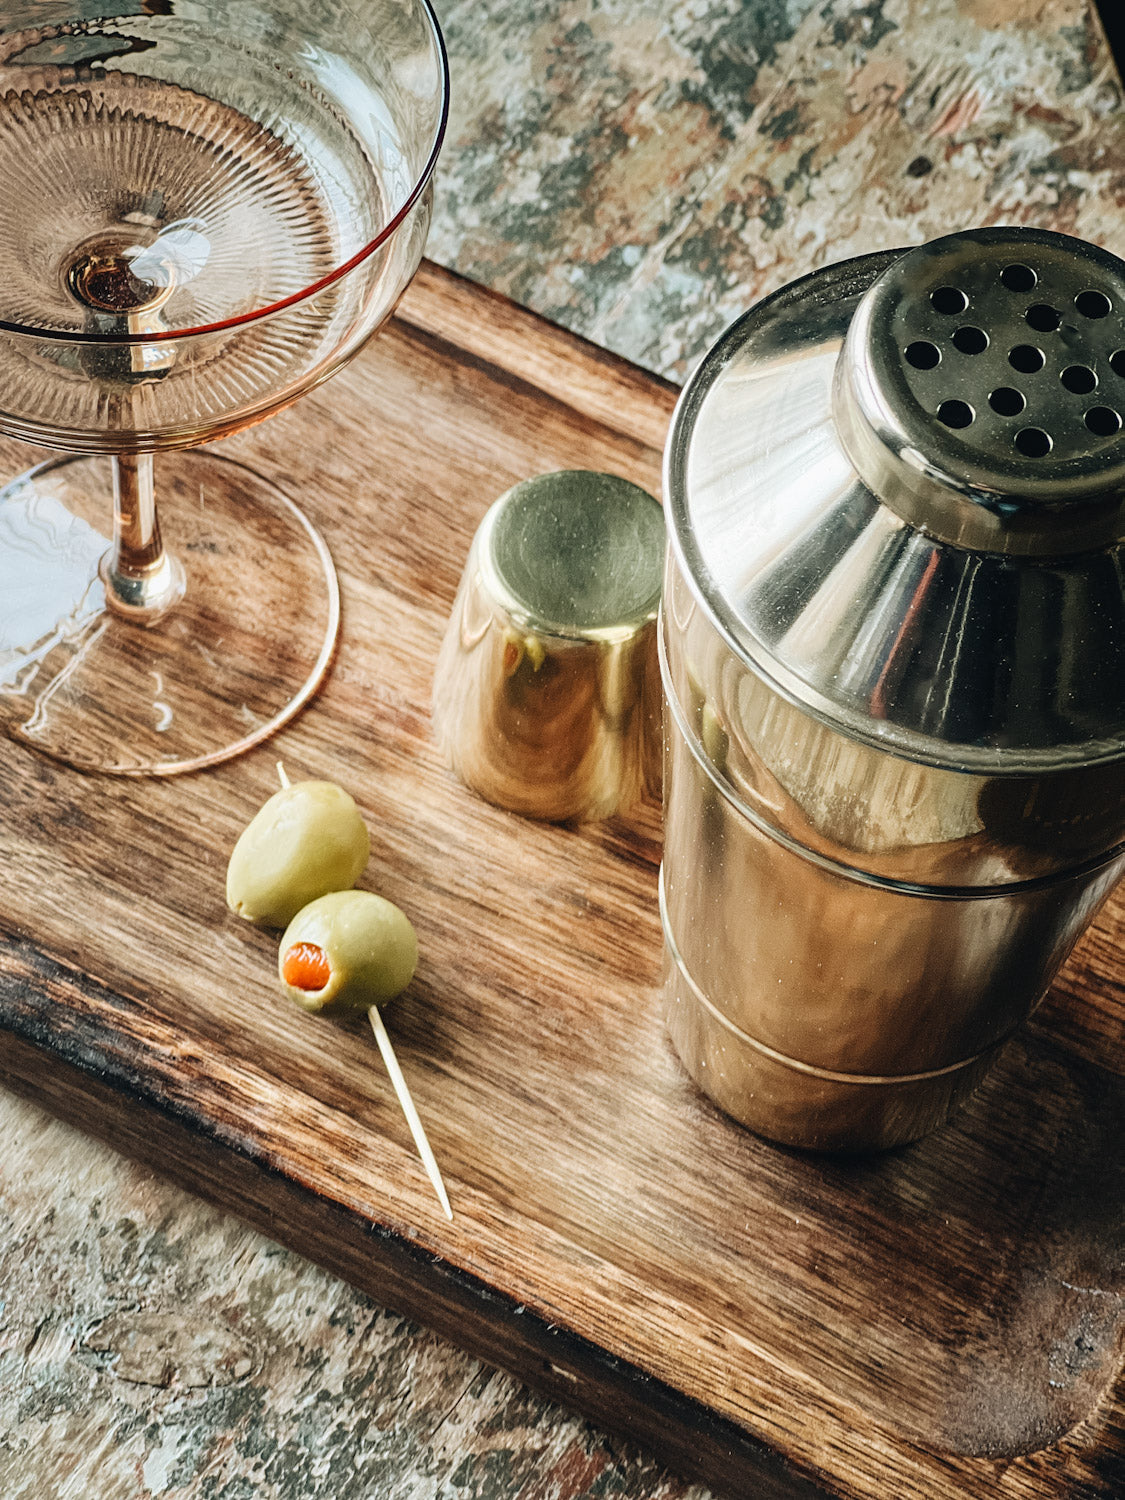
[101,453,185,624]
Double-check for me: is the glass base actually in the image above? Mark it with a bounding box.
[0,452,339,774]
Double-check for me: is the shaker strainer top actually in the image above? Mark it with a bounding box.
[665,229,1125,770]
[835,227,1125,555]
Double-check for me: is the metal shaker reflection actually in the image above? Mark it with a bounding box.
[661,228,1125,1151]
[432,470,664,823]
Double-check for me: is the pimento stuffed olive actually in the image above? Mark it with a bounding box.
[278,889,418,1013]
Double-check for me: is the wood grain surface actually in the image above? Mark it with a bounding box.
[0,262,1123,1500]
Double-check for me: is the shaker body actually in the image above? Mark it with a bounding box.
[660,594,1125,1149]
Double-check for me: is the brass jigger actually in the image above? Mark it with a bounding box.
[432,471,665,823]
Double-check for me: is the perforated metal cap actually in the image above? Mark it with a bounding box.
[834,227,1125,555]
[666,234,1125,768]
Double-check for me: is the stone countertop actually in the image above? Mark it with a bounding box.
[1,3,1122,1498]
[430,0,1123,382]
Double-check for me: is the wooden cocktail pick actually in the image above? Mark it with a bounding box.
[367,1004,453,1220]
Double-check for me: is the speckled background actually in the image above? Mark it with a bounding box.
[0,1108,704,1499]
[430,0,1124,379]
[2,2,1123,1496]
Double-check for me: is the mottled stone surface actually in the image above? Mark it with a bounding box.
[0,1100,707,1499]
[3,2,1124,1496]
[429,0,1125,380]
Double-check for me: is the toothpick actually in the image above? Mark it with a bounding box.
[276,761,291,789]
[367,1005,453,1220]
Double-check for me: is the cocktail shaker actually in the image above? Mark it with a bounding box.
[661,227,1125,1150]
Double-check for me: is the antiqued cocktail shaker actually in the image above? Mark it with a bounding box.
[661,227,1125,1150]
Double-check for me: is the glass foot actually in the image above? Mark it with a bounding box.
[0,452,339,774]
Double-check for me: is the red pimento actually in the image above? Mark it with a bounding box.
[281,941,331,992]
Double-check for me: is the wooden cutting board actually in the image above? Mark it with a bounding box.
[1,262,1122,1500]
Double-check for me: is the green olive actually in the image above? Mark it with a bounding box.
[226,781,370,928]
[278,889,418,1013]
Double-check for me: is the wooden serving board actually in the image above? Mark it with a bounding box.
[1,263,1123,1500]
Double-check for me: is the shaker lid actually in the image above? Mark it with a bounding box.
[834,228,1125,556]
[432,469,664,823]
[665,229,1125,771]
